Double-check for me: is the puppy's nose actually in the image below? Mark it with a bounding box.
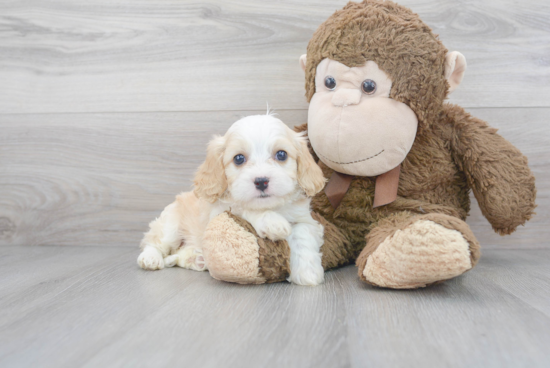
[332,88,361,107]
[254,177,269,191]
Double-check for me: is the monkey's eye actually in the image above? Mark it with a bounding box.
[324,76,336,90]
[275,150,287,161]
[361,79,377,94]
[233,154,246,166]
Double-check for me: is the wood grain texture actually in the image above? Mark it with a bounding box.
[1,108,548,248]
[0,246,548,368]
[1,2,549,366]
[0,0,549,114]
[0,109,306,247]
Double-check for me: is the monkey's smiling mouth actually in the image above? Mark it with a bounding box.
[319,149,384,165]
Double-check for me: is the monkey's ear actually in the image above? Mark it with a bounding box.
[299,54,307,72]
[193,135,228,203]
[444,51,467,94]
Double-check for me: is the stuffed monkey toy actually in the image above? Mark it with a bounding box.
[201,0,536,288]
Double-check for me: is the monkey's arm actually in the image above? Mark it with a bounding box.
[445,104,536,235]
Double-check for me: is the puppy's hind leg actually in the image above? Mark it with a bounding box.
[164,245,207,271]
[138,201,182,271]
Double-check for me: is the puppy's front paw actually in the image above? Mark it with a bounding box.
[288,259,325,286]
[137,246,164,270]
[257,219,292,241]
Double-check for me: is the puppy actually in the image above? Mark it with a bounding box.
[137,114,327,286]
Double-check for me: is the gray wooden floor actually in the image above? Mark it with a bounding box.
[0,247,549,368]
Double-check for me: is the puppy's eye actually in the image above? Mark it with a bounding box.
[324,76,336,90]
[275,150,287,161]
[233,154,246,166]
[361,79,377,94]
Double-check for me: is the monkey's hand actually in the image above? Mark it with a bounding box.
[446,104,536,235]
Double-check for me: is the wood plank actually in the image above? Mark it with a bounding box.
[0,246,135,325]
[84,267,350,368]
[0,246,208,367]
[0,246,132,286]
[0,0,549,114]
[1,108,548,248]
[343,250,550,368]
[0,109,307,247]
[473,250,550,318]
[0,247,548,367]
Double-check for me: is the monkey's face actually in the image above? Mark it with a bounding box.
[306,58,418,177]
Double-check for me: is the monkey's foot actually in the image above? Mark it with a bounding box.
[357,214,480,289]
[202,212,290,284]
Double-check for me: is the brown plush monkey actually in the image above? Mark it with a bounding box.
[201,0,536,288]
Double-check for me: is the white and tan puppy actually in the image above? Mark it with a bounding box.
[137,114,327,286]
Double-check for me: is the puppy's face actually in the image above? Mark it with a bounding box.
[194,115,326,210]
[223,117,301,209]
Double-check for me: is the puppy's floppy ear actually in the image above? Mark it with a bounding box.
[295,133,326,197]
[193,135,227,203]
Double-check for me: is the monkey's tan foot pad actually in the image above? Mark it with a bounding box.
[362,219,473,289]
[202,212,290,284]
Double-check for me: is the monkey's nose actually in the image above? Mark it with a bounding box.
[254,177,269,191]
[331,89,362,107]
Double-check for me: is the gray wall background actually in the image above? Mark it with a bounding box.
[1,0,548,248]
